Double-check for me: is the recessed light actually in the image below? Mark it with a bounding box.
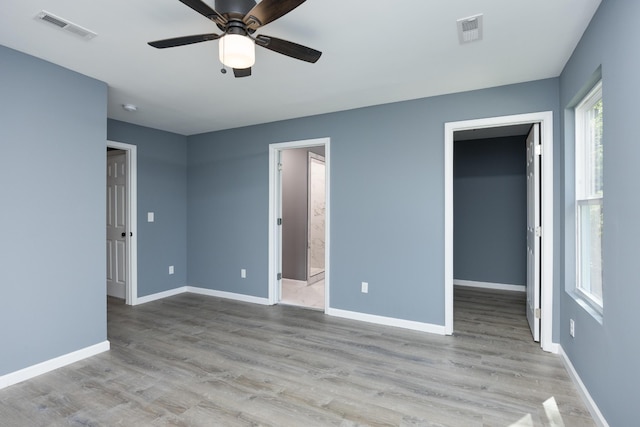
[122,104,138,112]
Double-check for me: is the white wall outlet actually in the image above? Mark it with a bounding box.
[147,212,155,222]
[241,268,247,279]
[361,281,368,293]
[569,319,575,337]
[169,265,174,275]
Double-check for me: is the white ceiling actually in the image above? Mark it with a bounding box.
[1,0,601,136]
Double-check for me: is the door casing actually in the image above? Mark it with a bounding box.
[444,112,556,353]
[106,140,138,305]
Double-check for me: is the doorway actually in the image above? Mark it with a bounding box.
[445,112,555,352]
[269,138,330,311]
[106,141,138,305]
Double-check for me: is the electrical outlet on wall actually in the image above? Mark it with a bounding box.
[241,269,247,279]
[569,319,575,337]
[361,281,368,293]
[169,265,174,275]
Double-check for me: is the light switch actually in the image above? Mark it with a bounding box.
[147,212,154,222]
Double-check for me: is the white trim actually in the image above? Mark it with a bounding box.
[187,286,270,305]
[268,137,331,312]
[107,141,138,306]
[0,341,110,390]
[445,112,555,352]
[559,346,609,427]
[327,308,446,335]
[134,286,188,305]
[454,280,526,293]
[134,285,271,306]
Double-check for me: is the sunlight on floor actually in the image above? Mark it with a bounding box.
[509,397,565,427]
[543,396,566,427]
[510,413,534,427]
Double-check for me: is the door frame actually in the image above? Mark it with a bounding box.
[106,140,138,305]
[269,137,330,310]
[444,112,556,352]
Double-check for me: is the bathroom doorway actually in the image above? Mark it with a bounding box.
[268,137,330,311]
[280,147,325,309]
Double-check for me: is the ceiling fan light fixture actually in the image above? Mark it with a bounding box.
[219,34,255,69]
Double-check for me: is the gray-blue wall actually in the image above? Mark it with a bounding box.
[559,0,640,424]
[454,136,527,286]
[187,79,560,326]
[107,120,188,297]
[0,46,107,375]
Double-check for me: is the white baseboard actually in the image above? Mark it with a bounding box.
[559,346,609,427]
[327,308,446,335]
[134,285,271,306]
[454,279,526,293]
[544,342,560,354]
[134,286,188,305]
[0,341,110,390]
[187,286,270,305]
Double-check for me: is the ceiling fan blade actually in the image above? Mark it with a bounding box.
[244,0,306,30]
[233,67,252,78]
[255,35,321,63]
[179,0,226,25]
[148,33,220,49]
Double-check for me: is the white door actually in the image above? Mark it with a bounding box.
[107,151,127,299]
[307,153,326,285]
[526,124,541,341]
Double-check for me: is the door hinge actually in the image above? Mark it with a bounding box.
[277,218,282,226]
[277,273,282,280]
[278,162,283,171]
[535,226,542,237]
[535,144,542,156]
[535,308,541,319]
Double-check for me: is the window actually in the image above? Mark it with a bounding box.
[575,81,603,311]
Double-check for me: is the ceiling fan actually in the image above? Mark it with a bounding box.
[148,0,322,78]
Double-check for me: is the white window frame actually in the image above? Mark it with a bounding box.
[574,81,603,313]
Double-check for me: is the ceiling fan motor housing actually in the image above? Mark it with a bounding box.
[215,0,256,18]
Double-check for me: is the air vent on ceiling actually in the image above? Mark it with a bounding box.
[457,14,483,44]
[35,10,97,40]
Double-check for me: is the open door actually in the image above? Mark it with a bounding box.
[107,150,127,299]
[526,123,541,341]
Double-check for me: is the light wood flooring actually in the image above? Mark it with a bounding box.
[0,287,595,426]
[280,278,325,309]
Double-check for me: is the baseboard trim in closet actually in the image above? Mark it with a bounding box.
[454,279,526,293]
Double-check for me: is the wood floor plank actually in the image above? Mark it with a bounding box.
[0,287,595,426]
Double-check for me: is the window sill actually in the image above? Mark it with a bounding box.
[568,290,603,324]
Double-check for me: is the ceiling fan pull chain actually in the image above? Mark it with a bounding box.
[220,36,227,74]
